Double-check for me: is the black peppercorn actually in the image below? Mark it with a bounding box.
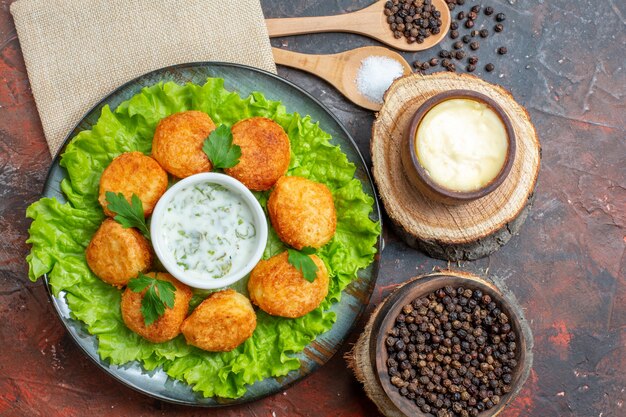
[457,11,466,20]
[479,29,489,38]
[450,21,459,30]
[462,35,471,44]
[453,41,464,49]
[469,41,480,50]
[465,19,474,28]
[471,5,481,13]
[384,0,443,44]
[485,6,494,16]
[485,63,495,72]
[496,12,506,22]
[385,286,520,415]
[455,50,465,60]
[498,46,508,55]
[450,30,460,39]
[494,23,504,32]
[467,11,477,20]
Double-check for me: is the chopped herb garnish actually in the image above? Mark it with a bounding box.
[202,124,241,169]
[287,247,319,282]
[105,191,151,239]
[128,273,176,326]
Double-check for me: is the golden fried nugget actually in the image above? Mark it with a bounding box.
[248,251,329,318]
[224,117,291,191]
[268,176,337,249]
[152,111,216,178]
[181,289,256,352]
[85,218,152,287]
[121,272,193,343]
[98,151,168,217]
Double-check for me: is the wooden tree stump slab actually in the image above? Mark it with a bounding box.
[371,73,541,261]
[346,270,534,417]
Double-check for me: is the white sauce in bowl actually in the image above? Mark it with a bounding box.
[415,98,509,192]
[160,182,257,280]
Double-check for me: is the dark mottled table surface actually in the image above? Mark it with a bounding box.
[1,0,624,416]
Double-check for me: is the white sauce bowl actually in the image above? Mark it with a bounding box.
[150,173,268,290]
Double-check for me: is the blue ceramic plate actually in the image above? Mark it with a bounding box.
[42,62,381,406]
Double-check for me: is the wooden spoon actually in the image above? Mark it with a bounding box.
[265,0,451,52]
[272,46,412,111]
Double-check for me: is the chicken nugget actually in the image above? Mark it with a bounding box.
[121,272,192,343]
[268,176,336,249]
[152,111,216,178]
[224,117,291,191]
[248,251,329,318]
[98,151,168,217]
[86,218,152,287]
[181,289,256,352]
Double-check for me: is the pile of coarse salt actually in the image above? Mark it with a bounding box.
[355,56,404,104]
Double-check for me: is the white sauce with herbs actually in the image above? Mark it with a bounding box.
[160,182,257,280]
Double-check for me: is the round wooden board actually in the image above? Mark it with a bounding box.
[371,73,541,261]
[346,270,534,417]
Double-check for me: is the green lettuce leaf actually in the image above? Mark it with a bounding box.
[25,78,379,398]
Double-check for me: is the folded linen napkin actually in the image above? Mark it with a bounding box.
[11,0,276,155]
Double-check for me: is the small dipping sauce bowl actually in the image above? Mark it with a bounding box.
[401,90,516,204]
[150,173,268,290]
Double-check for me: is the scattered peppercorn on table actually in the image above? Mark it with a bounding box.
[2,0,625,416]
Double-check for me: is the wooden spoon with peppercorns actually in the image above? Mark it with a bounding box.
[265,0,451,52]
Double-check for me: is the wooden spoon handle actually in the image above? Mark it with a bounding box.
[265,14,348,37]
[271,47,338,86]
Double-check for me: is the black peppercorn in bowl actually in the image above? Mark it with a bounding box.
[370,272,530,417]
[400,90,516,205]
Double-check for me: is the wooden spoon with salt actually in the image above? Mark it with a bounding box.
[272,46,412,111]
[265,0,451,52]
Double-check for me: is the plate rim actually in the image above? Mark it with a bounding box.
[41,61,383,406]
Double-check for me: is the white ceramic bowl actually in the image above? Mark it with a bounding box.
[150,173,268,290]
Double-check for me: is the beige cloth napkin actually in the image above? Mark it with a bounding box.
[11,0,277,155]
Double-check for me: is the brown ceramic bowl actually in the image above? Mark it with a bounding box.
[370,273,529,417]
[401,90,516,205]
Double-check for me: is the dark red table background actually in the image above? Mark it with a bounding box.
[1,1,624,416]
